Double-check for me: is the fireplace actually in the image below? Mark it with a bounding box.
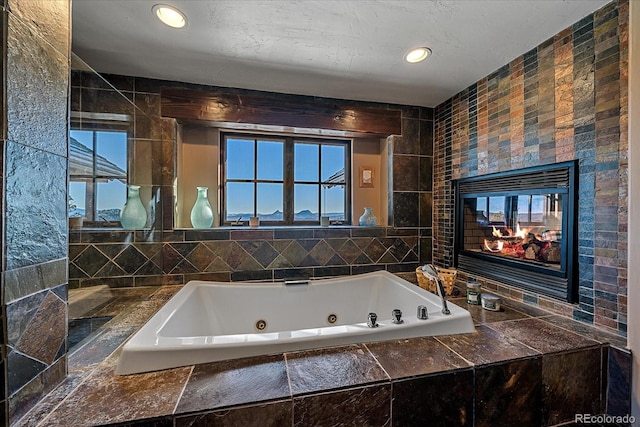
[454,161,578,302]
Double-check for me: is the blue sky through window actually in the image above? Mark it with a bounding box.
[226,136,347,221]
[69,130,127,219]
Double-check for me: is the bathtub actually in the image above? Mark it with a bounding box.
[116,270,474,375]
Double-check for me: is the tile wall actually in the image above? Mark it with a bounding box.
[69,74,434,288]
[1,0,71,424]
[433,0,629,336]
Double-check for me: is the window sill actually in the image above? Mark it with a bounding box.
[175,225,383,230]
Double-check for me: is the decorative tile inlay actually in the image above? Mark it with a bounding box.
[7,349,46,395]
[113,246,148,274]
[74,246,109,277]
[15,292,66,365]
[6,291,47,346]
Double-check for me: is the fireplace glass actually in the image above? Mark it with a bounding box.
[462,193,564,271]
[454,161,577,302]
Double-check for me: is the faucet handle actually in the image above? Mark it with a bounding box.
[367,312,378,328]
[417,305,428,320]
[392,309,404,324]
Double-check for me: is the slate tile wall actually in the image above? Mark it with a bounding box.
[69,75,434,289]
[1,0,71,424]
[433,0,628,336]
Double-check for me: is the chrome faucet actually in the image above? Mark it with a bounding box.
[421,264,451,315]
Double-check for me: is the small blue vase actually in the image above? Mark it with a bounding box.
[359,207,377,227]
[190,186,214,228]
[120,185,147,229]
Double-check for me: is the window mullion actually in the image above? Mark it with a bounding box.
[92,131,98,221]
[318,144,322,219]
[284,138,294,224]
[253,138,258,217]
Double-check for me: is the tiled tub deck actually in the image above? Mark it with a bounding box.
[15,284,629,427]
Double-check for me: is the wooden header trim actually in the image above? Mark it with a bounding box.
[161,88,401,137]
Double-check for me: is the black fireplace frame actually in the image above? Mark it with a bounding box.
[454,161,578,302]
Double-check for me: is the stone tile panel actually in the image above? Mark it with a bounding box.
[286,344,388,396]
[293,385,390,427]
[475,358,542,427]
[392,369,473,427]
[176,355,290,414]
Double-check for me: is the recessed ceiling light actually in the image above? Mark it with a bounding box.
[152,4,187,29]
[405,47,432,63]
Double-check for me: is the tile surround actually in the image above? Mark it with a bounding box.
[2,1,631,426]
[12,284,631,427]
[433,0,628,335]
[69,228,422,288]
[2,0,71,421]
[69,71,434,289]
[475,358,543,427]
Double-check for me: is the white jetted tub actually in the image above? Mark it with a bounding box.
[116,270,474,374]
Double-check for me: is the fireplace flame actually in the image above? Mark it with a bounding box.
[491,223,528,240]
[483,239,504,252]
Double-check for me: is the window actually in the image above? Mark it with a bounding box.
[222,133,350,225]
[69,130,128,222]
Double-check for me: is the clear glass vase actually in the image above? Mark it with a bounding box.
[120,185,147,229]
[190,186,214,228]
[359,207,377,227]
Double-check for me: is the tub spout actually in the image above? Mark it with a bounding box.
[421,264,451,315]
[367,312,378,328]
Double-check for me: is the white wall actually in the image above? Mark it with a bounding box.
[177,125,220,227]
[352,138,388,225]
[628,0,639,423]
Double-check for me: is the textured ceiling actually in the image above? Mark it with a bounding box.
[72,0,610,107]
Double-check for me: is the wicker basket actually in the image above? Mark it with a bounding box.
[415,266,458,296]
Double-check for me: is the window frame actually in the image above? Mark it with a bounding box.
[221,132,351,226]
[69,128,129,224]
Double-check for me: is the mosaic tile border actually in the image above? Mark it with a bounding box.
[69,227,422,288]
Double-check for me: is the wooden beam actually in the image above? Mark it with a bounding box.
[161,88,401,136]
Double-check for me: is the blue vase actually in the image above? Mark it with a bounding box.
[120,185,147,229]
[191,186,214,228]
[359,207,377,227]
